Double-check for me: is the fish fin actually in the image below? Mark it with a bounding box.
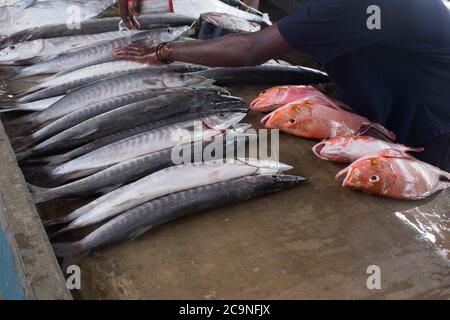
[367,123,397,142]
[405,146,424,153]
[127,226,154,241]
[27,183,56,204]
[52,241,88,272]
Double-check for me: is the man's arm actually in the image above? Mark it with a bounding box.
[113,25,294,67]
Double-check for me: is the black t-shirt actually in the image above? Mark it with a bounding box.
[277,0,450,146]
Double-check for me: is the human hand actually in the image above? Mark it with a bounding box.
[113,45,163,65]
[118,0,141,30]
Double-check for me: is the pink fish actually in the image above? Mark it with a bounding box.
[336,149,450,200]
[262,97,397,141]
[313,136,423,163]
[250,85,342,112]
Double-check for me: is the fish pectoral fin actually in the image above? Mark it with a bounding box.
[127,225,154,241]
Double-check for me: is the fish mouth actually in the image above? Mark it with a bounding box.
[335,167,352,186]
[250,98,261,109]
[261,113,274,127]
[312,142,328,160]
[272,174,307,184]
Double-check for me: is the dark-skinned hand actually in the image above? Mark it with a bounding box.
[113,45,164,65]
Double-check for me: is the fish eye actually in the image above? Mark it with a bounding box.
[166,27,173,33]
[9,45,16,50]
[289,118,296,124]
[218,112,225,117]
[369,175,380,183]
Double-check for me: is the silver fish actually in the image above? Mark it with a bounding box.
[141,0,272,25]
[11,70,210,135]
[0,0,116,36]
[17,89,243,160]
[19,89,173,147]
[0,14,195,49]
[30,132,252,204]
[0,30,142,65]
[50,158,293,236]
[12,26,189,79]
[37,113,247,183]
[18,61,206,102]
[52,174,305,265]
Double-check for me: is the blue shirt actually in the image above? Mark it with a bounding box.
[277,0,450,145]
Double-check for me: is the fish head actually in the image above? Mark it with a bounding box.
[158,26,191,43]
[0,39,43,64]
[237,158,293,174]
[250,85,318,112]
[265,174,307,192]
[261,100,312,135]
[203,112,247,130]
[312,136,355,162]
[335,152,396,195]
[250,86,288,111]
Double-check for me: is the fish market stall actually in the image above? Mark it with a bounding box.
[0,0,449,300]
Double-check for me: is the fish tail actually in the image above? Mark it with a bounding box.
[42,215,72,227]
[49,225,73,239]
[10,134,36,152]
[405,146,425,153]
[0,66,23,80]
[369,123,397,142]
[27,183,57,204]
[6,114,39,136]
[15,149,34,162]
[20,163,60,184]
[52,241,89,271]
[23,152,73,166]
[0,101,20,113]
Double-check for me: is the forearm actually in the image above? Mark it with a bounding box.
[162,26,292,67]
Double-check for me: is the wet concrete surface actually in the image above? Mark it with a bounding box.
[0,80,449,300]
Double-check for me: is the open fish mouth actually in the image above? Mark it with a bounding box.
[335,167,352,186]
[249,97,262,108]
[312,142,328,160]
[261,112,274,126]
